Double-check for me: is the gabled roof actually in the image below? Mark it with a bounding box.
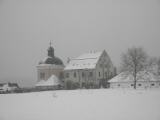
[64,51,103,70]
[36,75,60,87]
[109,71,160,83]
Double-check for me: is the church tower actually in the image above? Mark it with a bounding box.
[36,43,64,82]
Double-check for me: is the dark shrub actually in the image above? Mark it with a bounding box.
[65,80,80,90]
[65,80,72,89]
[72,82,80,89]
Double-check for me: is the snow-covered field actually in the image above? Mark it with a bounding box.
[0,89,160,120]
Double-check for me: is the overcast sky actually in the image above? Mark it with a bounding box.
[0,0,160,87]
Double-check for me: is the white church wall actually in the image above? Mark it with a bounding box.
[37,64,64,81]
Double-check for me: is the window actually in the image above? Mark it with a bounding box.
[151,83,155,86]
[89,72,93,77]
[40,73,45,80]
[99,72,101,77]
[138,84,141,86]
[131,84,134,86]
[105,72,108,78]
[82,72,85,78]
[74,72,76,78]
[118,84,120,87]
[66,73,69,78]
[59,72,64,79]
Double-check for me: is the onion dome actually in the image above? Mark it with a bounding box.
[45,56,63,65]
[39,43,63,65]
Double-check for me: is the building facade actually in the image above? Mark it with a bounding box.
[109,71,160,89]
[64,50,116,88]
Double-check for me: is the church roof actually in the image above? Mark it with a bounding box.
[44,56,63,65]
[64,51,103,70]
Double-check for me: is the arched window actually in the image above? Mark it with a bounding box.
[40,73,45,80]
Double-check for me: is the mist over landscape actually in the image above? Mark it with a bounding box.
[0,0,160,87]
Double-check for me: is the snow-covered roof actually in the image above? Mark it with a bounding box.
[36,75,60,87]
[109,72,133,83]
[64,51,103,70]
[109,71,160,83]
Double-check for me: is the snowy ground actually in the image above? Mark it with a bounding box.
[0,89,160,120]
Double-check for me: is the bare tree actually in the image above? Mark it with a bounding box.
[147,57,158,75]
[157,58,160,75]
[120,47,148,89]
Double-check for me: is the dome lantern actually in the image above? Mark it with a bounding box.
[48,42,54,57]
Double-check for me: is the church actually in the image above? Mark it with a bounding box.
[36,44,116,89]
[36,43,64,89]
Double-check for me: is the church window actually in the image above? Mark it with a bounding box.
[82,72,85,78]
[89,72,93,77]
[40,73,45,80]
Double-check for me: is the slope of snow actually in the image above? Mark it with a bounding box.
[0,89,160,120]
[36,75,60,87]
[109,72,133,82]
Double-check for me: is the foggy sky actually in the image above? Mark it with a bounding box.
[0,0,160,87]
